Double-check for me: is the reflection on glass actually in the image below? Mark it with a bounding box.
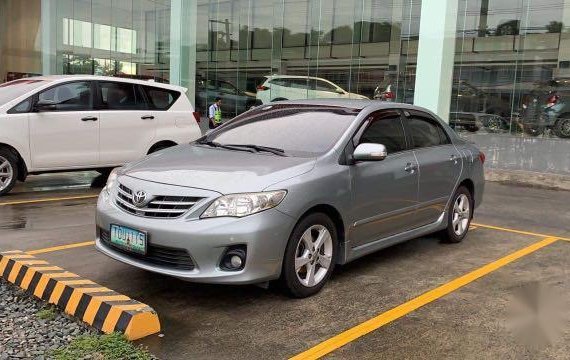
[453,0,570,141]
[196,0,423,118]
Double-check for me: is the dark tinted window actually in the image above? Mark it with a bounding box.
[207,105,358,157]
[289,79,310,89]
[99,82,145,110]
[38,81,93,111]
[408,116,450,148]
[269,78,290,87]
[314,79,338,92]
[8,97,33,114]
[144,86,180,110]
[359,111,406,154]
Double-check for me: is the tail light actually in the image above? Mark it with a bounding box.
[479,151,486,164]
[257,85,270,91]
[383,91,395,100]
[546,94,559,108]
[192,111,201,123]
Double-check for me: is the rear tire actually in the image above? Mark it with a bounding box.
[280,213,337,298]
[0,147,19,196]
[554,118,570,138]
[441,186,473,243]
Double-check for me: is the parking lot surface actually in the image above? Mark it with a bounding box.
[1,173,569,359]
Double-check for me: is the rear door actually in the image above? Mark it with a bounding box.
[29,81,99,169]
[97,81,156,165]
[404,110,462,226]
[350,109,420,248]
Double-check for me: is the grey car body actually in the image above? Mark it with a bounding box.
[95,99,484,294]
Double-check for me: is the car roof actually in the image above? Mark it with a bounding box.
[18,75,187,92]
[266,75,331,81]
[266,98,424,112]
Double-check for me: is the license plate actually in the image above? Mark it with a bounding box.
[110,224,147,255]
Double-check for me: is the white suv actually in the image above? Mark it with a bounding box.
[0,75,201,196]
[256,75,368,104]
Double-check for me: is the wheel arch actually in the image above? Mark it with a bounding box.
[147,140,178,154]
[0,142,28,181]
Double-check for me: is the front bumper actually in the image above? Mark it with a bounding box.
[95,189,296,285]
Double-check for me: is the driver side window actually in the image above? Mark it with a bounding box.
[38,82,93,111]
[358,110,407,154]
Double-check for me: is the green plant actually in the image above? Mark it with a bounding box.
[36,307,56,321]
[51,332,153,360]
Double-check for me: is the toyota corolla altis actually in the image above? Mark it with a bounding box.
[96,100,485,298]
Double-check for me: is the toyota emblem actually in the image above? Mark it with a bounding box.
[132,190,148,207]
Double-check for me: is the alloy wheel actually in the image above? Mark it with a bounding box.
[0,155,14,192]
[452,194,471,236]
[294,225,333,288]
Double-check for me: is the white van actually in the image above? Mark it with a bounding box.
[0,75,202,195]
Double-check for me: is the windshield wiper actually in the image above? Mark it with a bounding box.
[224,144,287,156]
[197,140,256,153]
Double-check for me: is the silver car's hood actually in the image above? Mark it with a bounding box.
[122,144,316,194]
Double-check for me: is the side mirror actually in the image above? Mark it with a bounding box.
[335,88,346,95]
[34,99,57,112]
[353,143,388,162]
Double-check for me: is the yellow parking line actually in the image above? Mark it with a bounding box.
[0,194,99,207]
[27,241,95,255]
[290,236,560,360]
[472,222,570,241]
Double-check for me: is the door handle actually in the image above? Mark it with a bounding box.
[404,162,418,173]
[81,116,98,121]
[141,115,155,120]
[450,154,459,164]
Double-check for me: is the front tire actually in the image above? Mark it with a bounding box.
[442,186,473,243]
[0,148,19,196]
[280,213,337,298]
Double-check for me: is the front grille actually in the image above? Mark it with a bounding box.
[115,183,202,219]
[100,228,195,271]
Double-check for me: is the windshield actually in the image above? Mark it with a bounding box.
[0,79,47,106]
[203,105,359,157]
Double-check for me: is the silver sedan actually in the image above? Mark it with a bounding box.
[95,100,485,298]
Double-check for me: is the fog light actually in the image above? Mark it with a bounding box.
[230,255,243,268]
[220,246,246,271]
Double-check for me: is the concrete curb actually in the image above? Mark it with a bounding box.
[485,169,570,191]
[0,250,160,340]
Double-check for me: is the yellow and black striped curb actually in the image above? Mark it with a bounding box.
[0,250,160,340]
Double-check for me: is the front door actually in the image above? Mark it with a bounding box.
[29,81,99,169]
[405,111,463,226]
[350,110,420,248]
[98,81,156,165]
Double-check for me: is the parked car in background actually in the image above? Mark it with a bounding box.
[0,75,201,196]
[375,80,511,132]
[96,100,484,298]
[520,78,570,138]
[196,78,262,117]
[256,75,368,104]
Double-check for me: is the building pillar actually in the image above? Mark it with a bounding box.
[41,0,57,75]
[170,0,198,106]
[413,0,459,122]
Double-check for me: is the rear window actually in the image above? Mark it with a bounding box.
[0,79,47,106]
[207,104,359,157]
[143,86,180,110]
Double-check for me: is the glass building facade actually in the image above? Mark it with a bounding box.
[1,0,570,174]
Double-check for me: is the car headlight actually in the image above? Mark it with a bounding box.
[103,168,121,195]
[201,191,287,218]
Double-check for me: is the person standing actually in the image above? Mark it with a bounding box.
[208,97,223,129]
